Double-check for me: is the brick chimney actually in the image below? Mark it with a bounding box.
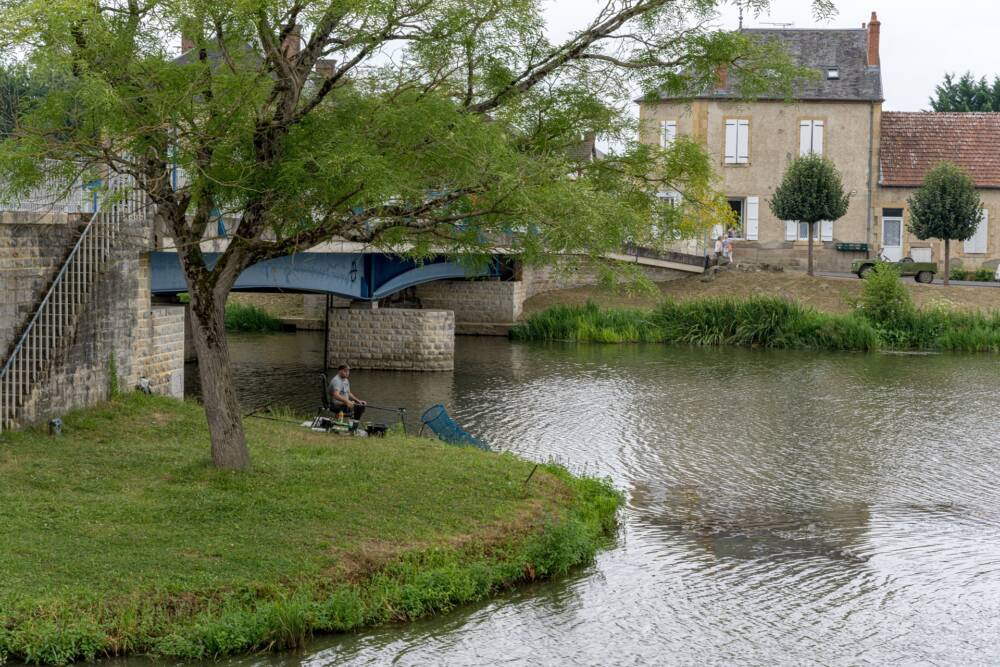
[281,24,301,58]
[715,63,729,90]
[867,11,880,67]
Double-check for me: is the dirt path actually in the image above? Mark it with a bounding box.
[522,270,1000,316]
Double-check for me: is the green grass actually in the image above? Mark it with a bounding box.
[0,395,620,664]
[224,302,283,332]
[512,298,1000,352]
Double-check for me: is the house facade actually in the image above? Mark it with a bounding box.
[639,12,1000,273]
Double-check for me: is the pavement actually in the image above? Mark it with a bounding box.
[816,271,1000,288]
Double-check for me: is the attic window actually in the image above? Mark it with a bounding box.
[827,68,840,80]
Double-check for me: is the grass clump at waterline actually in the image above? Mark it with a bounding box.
[512,265,1000,352]
[224,302,283,332]
[0,394,620,664]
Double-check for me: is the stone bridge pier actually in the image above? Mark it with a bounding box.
[325,302,455,371]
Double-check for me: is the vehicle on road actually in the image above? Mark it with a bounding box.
[851,256,938,283]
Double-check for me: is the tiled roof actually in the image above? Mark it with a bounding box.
[880,112,1000,188]
[654,29,882,103]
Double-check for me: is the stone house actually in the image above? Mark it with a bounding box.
[877,112,1000,271]
[639,15,884,272]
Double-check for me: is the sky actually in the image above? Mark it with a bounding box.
[542,0,1000,111]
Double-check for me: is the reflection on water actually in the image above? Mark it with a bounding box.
[185,333,1000,666]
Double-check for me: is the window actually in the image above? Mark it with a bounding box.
[965,209,989,254]
[724,119,750,164]
[827,68,840,80]
[799,120,824,155]
[660,120,677,148]
[786,220,833,242]
[798,221,819,241]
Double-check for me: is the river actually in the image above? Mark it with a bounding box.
[187,332,1000,665]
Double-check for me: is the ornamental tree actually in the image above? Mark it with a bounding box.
[768,153,849,276]
[907,161,982,286]
[0,0,834,470]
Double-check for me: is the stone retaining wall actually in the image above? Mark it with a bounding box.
[327,307,454,371]
[414,280,525,325]
[520,257,687,298]
[4,215,185,427]
[734,241,868,273]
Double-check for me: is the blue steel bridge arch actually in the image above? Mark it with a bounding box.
[149,251,500,300]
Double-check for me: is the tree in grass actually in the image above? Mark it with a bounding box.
[0,0,833,470]
[768,153,850,276]
[907,161,982,286]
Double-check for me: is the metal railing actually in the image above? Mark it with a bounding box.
[2,169,100,214]
[0,176,144,431]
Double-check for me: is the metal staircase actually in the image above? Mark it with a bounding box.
[0,177,144,432]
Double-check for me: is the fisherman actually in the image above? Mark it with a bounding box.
[329,364,366,420]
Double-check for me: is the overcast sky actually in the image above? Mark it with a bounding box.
[542,0,1000,111]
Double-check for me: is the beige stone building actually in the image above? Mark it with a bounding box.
[640,15,884,272]
[877,112,1000,272]
[639,12,1000,274]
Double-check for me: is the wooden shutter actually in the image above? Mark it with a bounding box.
[965,209,989,253]
[785,220,797,241]
[661,121,677,148]
[737,120,750,163]
[813,121,824,154]
[799,121,812,156]
[821,219,833,241]
[746,197,759,240]
[724,120,738,164]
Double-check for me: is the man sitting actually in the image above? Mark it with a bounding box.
[329,364,366,420]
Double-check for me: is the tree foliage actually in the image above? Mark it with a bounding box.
[907,161,981,285]
[929,72,1000,112]
[769,153,849,223]
[768,153,849,276]
[0,0,836,468]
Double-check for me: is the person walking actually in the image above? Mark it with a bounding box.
[722,233,734,263]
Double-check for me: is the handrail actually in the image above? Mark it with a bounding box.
[0,175,139,430]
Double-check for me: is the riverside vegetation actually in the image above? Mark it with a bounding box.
[0,395,620,664]
[513,264,1000,352]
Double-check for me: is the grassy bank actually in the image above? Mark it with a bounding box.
[512,298,1000,352]
[224,302,283,332]
[0,395,620,664]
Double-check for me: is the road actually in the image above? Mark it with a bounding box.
[817,271,1000,288]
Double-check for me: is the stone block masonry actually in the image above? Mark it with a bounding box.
[414,280,525,329]
[4,211,185,428]
[327,308,454,371]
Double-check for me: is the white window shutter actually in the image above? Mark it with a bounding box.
[813,121,824,154]
[799,121,812,156]
[965,209,989,253]
[746,197,760,240]
[661,121,677,148]
[785,220,797,241]
[821,220,833,241]
[737,120,750,163]
[724,120,737,163]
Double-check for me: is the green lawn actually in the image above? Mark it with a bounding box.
[0,395,620,664]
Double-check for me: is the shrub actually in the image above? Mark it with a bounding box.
[854,263,915,331]
[974,267,996,282]
[224,303,283,332]
[950,267,967,282]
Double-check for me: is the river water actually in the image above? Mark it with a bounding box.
[187,332,1000,666]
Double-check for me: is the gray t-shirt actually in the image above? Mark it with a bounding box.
[329,375,351,404]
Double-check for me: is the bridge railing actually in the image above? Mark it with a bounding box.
[0,176,144,431]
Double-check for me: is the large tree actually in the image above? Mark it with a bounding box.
[907,161,982,286]
[929,72,1000,112]
[0,0,833,469]
[769,153,849,277]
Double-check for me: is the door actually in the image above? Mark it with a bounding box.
[882,216,903,261]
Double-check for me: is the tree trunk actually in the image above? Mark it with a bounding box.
[187,285,252,471]
[807,222,815,277]
[943,238,950,286]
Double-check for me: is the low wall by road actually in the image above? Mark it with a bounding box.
[734,241,868,273]
[520,257,688,299]
[327,307,454,371]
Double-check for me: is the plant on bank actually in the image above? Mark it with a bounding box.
[0,0,834,470]
[224,303,282,332]
[768,153,850,277]
[907,161,983,286]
